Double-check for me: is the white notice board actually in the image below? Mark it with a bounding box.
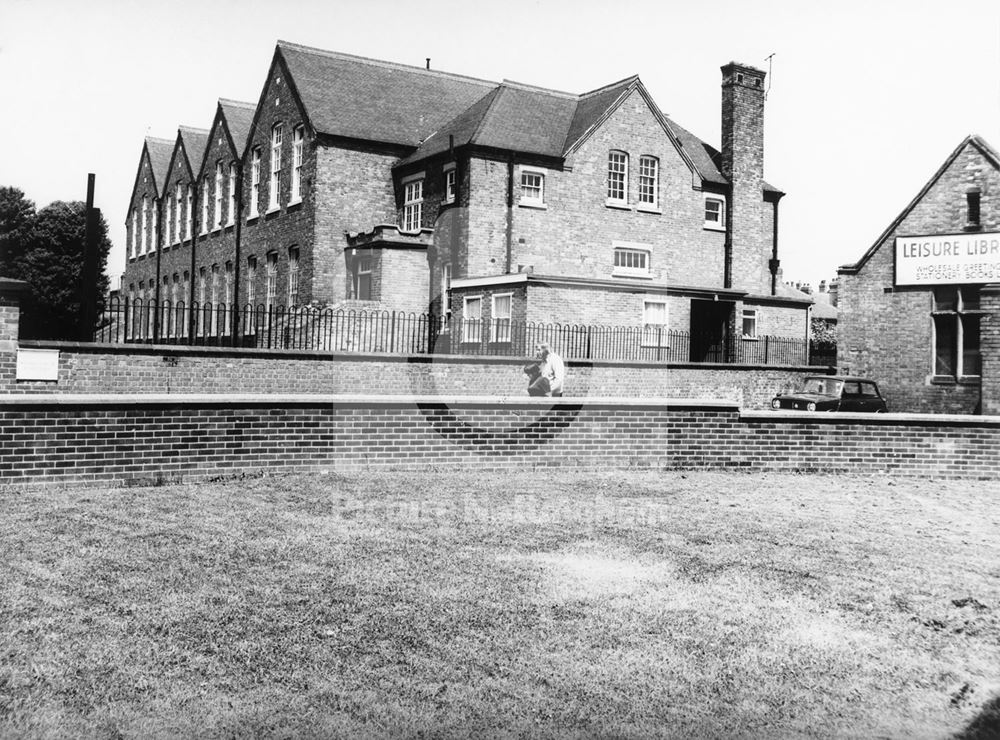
[16,348,60,381]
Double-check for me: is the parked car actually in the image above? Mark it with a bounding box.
[770,375,888,412]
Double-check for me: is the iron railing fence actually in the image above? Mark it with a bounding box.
[94,296,811,365]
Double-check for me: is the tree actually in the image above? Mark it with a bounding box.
[1,195,111,340]
[0,187,36,275]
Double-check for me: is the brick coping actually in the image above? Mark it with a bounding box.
[742,410,1000,426]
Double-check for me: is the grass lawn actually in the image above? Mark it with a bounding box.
[2,471,999,738]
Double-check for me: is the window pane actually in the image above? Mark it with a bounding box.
[962,314,981,375]
[933,287,957,311]
[934,314,956,375]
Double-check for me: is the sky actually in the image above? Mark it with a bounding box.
[2,0,999,293]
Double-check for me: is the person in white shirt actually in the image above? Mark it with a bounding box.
[532,342,565,397]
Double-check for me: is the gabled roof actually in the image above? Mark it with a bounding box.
[840,134,1000,274]
[219,99,256,156]
[178,126,210,175]
[563,77,639,154]
[144,137,175,196]
[276,41,497,147]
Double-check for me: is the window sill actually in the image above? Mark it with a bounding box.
[225,220,235,229]
[612,268,651,279]
[703,223,726,232]
[211,226,222,234]
[636,204,661,214]
[265,205,281,215]
[605,200,631,210]
[287,198,302,207]
[442,197,455,207]
[247,213,259,223]
[518,201,547,210]
[741,335,760,341]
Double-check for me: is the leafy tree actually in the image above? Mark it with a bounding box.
[0,187,36,275]
[1,194,111,340]
[810,317,837,347]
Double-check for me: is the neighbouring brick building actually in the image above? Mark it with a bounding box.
[122,41,810,357]
[838,134,1000,414]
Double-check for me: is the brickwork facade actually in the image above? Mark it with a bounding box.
[839,137,1000,413]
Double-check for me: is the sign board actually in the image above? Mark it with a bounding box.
[15,348,60,381]
[895,232,1000,286]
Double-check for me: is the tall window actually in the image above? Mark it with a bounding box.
[141,196,149,254]
[246,256,257,306]
[130,208,137,258]
[444,166,456,203]
[403,178,423,232]
[492,293,512,343]
[211,264,221,334]
[353,257,372,300]
[197,267,208,336]
[287,246,299,306]
[291,125,304,202]
[520,168,544,206]
[638,156,659,208]
[269,124,282,210]
[250,148,261,217]
[642,299,668,347]
[214,162,224,230]
[704,195,726,230]
[151,199,158,253]
[967,189,982,228]
[933,286,982,378]
[223,261,233,336]
[441,262,452,315]
[185,185,194,239]
[742,309,758,338]
[170,274,180,338]
[265,252,278,309]
[165,196,173,246]
[200,177,209,234]
[607,151,628,203]
[463,296,482,343]
[174,182,183,243]
[228,163,237,225]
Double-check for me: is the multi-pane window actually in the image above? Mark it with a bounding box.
[704,195,725,229]
[228,164,237,225]
[441,262,452,315]
[265,252,278,309]
[607,151,628,203]
[151,199,158,253]
[638,156,659,207]
[141,196,149,254]
[403,179,423,232]
[174,183,183,243]
[742,309,758,338]
[492,293,512,343]
[287,247,299,306]
[185,185,194,239]
[463,296,482,343]
[520,169,544,205]
[246,256,257,306]
[165,197,172,246]
[444,167,456,203]
[130,208,137,258]
[291,125,304,202]
[269,124,282,210]
[933,286,983,378]
[642,300,668,347]
[214,162,224,229]
[354,257,372,300]
[613,246,649,276]
[200,177,210,234]
[250,148,261,217]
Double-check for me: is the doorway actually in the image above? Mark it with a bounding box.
[690,299,733,362]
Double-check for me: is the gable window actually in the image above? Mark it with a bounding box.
[250,148,261,217]
[704,195,726,230]
[291,125,304,203]
[642,299,668,347]
[200,177,210,234]
[463,296,482,343]
[265,251,278,309]
[130,208,137,258]
[444,165,457,204]
[613,243,651,277]
[742,308,758,339]
[492,293,512,343]
[933,286,982,378]
[141,196,149,255]
[607,150,628,205]
[353,256,372,300]
[165,197,172,246]
[287,246,299,306]
[967,188,981,229]
[228,164,237,226]
[185,185,194,240]
[638,156,659,209]
[151,199,158,253]
[246,256,257,306]
[174,183,183,243]
[403,177,423,232]
[212,162,223,230]
[441,262,452,315]
[519,167,546,208]
[269,123,282,211]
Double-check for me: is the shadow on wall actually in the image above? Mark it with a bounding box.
[954,695,1000,739]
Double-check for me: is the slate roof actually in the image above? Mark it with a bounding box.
[277,41,496,147]
[219,99,256,156]
[178,126,210,173]
[144,137,175,196]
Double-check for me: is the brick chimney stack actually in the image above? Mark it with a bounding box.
[721,62,767,294]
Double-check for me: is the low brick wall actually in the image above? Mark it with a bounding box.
[5,340,820,409]
[2,395,997,485]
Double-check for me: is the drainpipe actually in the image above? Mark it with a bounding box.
[152,193,163,342]
[505,151,514,274]
[188,179,200,343]
[769,198,780,296]
[231,165,244,345]
[723,188,733,289]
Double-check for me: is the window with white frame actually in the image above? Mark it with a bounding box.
[441,262,452,315]
[642,299,668,347]
[265,252,278,309]
[742,308,758,338]
[170,274,180,337]
[130,208,137,258]
[151,199,158,253]
[164,197,172,246]
[250,148,261,217]
[246,256,257,306]
[141,196,148,254]
[704,195,726,230]
[403,178,423,232]
[174,183,183,243]
[492,293,512,343]
[291,125,304,202]
[200,177,209,234]
[185,185,193,239]
[519,167,545,206]
[444,165,456,204]
[638,156,659,208]
[214,162,223,230]
[181,271,190,337]
[269,123,282,210]
[228,164,237,225]
[287,246,299,306]
[463,296,482,343]
[933,286,983,378]
[223,261,233,335]
[613,244,651,277]
[607,151,628,204]
[197,267,207,336]
[211,264,221,334]
[353,256,372,300]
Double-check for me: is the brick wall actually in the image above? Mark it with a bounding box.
[2,397,996,485]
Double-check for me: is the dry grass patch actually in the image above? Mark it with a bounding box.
[1,471,999,738]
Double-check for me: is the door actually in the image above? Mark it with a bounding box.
[690,300,733,363]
